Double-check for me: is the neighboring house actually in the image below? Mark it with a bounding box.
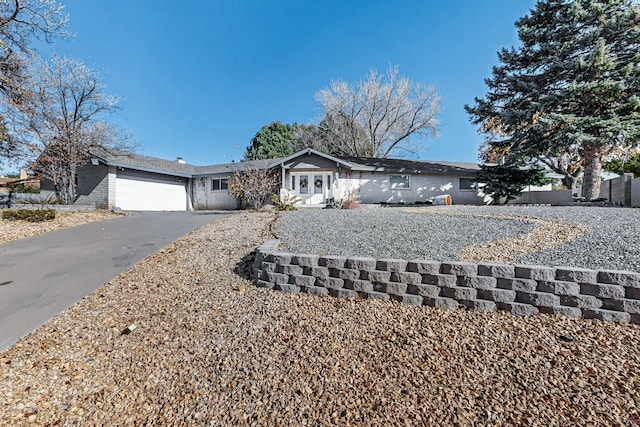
[45,147,484,211]
[0,169,40,191]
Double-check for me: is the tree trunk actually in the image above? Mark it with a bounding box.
[65,163,77,204]
[582,144,602,200]
[562,175,575,192]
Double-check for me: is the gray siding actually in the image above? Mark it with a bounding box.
[76,163,110,207]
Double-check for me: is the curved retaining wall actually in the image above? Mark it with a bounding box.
[253,240,640,324]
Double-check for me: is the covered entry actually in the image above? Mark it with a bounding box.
[289,172,334,205]
[276,148,355,206]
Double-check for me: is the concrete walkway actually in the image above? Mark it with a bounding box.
[0,211,226,352]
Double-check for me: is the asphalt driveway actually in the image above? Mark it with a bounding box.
[0,211,226,352]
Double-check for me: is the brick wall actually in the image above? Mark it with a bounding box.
[253,240,640,324]
[76,163,110,207]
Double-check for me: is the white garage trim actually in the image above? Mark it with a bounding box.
[115,172,187,211]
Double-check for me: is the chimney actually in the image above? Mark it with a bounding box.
[176,157,186,164]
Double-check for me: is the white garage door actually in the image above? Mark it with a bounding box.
[116,176,187,211]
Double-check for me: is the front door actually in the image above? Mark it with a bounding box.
[291,172,332,204]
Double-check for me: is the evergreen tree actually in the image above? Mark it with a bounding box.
[477,164,552,205]
[244,121,301,160]
[466,0,640,200]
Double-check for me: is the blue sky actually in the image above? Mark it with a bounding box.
[41,0,536,166]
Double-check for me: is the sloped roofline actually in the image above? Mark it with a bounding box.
[336,156,481,175]
[89,147,194,178]
[274,148,356,169]
[89,147,481,178]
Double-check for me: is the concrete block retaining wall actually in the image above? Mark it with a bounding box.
[253,240,640,324]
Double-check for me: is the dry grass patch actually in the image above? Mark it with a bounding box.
[0,210,122,245]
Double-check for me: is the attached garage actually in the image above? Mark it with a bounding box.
[115,170,188,211]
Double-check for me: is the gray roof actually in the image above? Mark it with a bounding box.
[89,147,480,178]
[90,147,195,177]
[192,158,280,176]
[337,156,480,175]
[90,147,283,178]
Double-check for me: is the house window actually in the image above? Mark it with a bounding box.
[291,176,295,190]
[390,175,410,189]
[299,175,309,194]
[459,177,477,191]
[211,178,229,191]
[314,175,323,194]
[327,175,331,190]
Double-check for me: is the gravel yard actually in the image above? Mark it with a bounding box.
[1,209,639,425]
[277,205,640,273]
[0,209,122,245]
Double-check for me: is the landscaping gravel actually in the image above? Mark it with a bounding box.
[1,210,639,426]
[276,207,535,261]
[276,205,640,273]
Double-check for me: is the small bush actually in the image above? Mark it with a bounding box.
[2,209,56,222]
[271,193,301,211]
[342,199,361,209]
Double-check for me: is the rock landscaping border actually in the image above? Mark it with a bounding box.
[253,240,640,324]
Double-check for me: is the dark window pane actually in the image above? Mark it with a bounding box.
[390,175,410,189]
[460,178,476,190]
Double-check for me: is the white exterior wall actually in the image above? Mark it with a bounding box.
[192,176,238,210]
[343,171,483,205]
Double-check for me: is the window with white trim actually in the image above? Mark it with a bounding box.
[299,175,309,194]
[314,175,323,194]
[211,178,229,191]
[390,175,410,189]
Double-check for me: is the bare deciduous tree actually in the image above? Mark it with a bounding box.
[315,65,440,158]
[315,112,371,157]
[0,0,69,164]
[228,162,279,210]
[24,56,124,203]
